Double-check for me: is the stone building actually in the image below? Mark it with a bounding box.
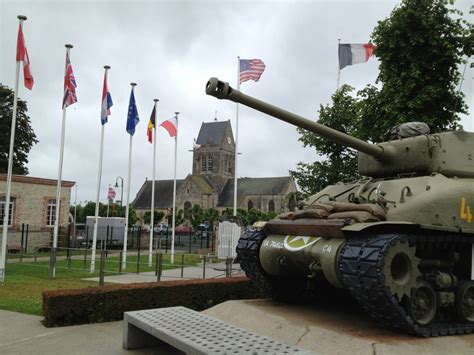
[132,120,297,223]
[0,174,75,251]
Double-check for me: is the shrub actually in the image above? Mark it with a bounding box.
[42,277,262,327]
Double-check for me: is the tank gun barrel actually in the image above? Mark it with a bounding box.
[205,77,388,161]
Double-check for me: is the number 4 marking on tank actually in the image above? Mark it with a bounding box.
[460,197,473,223]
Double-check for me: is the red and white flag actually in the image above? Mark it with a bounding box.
[16,22,34,90]
[159,116,178,137]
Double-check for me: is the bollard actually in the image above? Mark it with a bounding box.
[136,230,141,274]
[99,249,105,286]
[202,256,207,279]
[181,254,184,278]
[25,224,29,254]
[157,253,163,282]
[226,257,232,278]
[20,223,25,254]
[49,247,56,280]
[68,250,72,270]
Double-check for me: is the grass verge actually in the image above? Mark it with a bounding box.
[0,252,201,315]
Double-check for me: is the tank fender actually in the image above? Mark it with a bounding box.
[342,221,419,235]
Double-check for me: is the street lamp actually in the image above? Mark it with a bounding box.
[115,176,124,207]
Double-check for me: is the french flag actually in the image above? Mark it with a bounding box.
[100,70,113,125]
[338,43,376,70]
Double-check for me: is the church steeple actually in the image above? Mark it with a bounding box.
[192,120,235,180]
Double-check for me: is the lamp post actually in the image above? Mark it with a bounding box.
[115,176,124,207]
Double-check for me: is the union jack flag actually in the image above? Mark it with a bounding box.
[63,50,77,108]
[239,59,266,84]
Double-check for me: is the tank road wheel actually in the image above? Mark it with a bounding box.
[456,281,474,323]
[382,239,421,301]
[408,280,438,325]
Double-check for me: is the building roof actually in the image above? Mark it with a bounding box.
[131,179,185,209]
[196,121,231,146]
[0,173,75,188]
[189,175,214,194]
[218,177,293,207]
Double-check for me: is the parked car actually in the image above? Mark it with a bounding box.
[154,223,169,234]
[195,223,210,239]
[175,225,194,235]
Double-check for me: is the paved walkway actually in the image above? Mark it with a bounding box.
[83,261,244,284]
[2,300,474,354]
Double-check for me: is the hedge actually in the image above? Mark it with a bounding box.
[42,277,262,327]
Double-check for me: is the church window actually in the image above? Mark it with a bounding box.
[247,200,254,211]
[201,156,206,173]
[268,200,275,212]
[207,156,213,172]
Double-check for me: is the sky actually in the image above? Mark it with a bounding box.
[0,0,472,206]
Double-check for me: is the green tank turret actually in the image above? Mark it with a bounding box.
[206,77,474,337]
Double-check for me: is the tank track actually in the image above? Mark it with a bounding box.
[236,228,312,302]
[340,232,474,337]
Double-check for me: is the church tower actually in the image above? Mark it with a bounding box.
[193,120,235,193]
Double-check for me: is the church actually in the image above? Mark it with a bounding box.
[131,120,297,221]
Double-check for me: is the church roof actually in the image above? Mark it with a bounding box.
[131,179,185,209]
[189,175,214,194]
[218,177,293,207]
[196,121,231,146]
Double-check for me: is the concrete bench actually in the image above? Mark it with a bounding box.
[123,306,312,354]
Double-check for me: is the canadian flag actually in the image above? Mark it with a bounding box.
[16,22,34,90]
[160,116,178,137]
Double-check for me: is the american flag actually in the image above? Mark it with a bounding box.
[63,50,77,108]
[239,59,266,84]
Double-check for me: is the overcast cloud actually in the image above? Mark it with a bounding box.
[0,0,472,205]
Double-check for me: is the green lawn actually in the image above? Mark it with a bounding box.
[0,253,201,316]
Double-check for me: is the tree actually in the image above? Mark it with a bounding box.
[291,0,472,195]
[370,0,471,131]
[143,210,165,224]
[291,85,363,194]
[167,209,185,227]
[0,84,38,174]
[189,204,204,229]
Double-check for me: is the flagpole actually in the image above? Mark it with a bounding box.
[171,112,179,264]
[122,82,137,271]
[90,65,110,273]
[148,98,159,267]
[233,56,240,216]
[0,15,26,283]
[52,44,73,279]
[337,38,341,90]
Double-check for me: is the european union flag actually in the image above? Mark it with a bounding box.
[126,87,139,135]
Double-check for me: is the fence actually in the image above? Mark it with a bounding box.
[4,223,241,286]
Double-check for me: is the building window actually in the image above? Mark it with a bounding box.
[207,156,213,172]
[248,200,254,211]
[201,156,206,173]
[0,197,15,226]
[47,199,57,226]
[268,200,275,212]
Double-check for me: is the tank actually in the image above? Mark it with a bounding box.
[205,77,474,337]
